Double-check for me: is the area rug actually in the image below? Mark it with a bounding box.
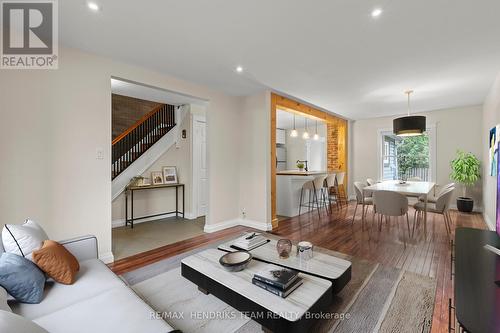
[121,234,436,333]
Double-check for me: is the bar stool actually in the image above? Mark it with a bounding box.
[335,172,347,207]
[326,173,340,211]
[299,175,329,218]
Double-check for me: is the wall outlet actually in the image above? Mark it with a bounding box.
[241,208,246,219]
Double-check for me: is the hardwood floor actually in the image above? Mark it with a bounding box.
[109,202,486,333]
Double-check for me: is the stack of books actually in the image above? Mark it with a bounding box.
[232,232,268,251]
[252,266,302,298]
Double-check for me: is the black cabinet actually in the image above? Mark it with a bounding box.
[454,228,500,333]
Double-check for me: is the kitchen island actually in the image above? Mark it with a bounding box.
[276,170,328,217]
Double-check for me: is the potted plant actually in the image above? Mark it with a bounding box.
[450,150,480,213]
[129,175,145,187]
[296,162,305,171]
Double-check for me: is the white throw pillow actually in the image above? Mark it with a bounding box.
[0,287,11,312]
[2,219,49,261]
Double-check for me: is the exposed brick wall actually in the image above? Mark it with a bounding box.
[327,123,340,171]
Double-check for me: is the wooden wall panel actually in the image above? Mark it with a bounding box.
[270,93,349,227]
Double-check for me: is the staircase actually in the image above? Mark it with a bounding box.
[112,104,176,179]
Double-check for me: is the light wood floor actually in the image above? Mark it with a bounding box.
[109,201,486,333]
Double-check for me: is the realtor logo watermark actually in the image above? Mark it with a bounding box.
[1,0,58,69]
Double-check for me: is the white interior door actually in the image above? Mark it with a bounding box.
[194,118,208,217]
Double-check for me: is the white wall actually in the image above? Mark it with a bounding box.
[352,105,483,208]
[482,72,500,230]
[0,47,247,261]
[237,91,272,230]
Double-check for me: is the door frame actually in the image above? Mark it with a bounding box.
[192,114,207,218]
[270,93,349,228]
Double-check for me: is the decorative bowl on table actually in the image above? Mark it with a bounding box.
[219,251,252,272]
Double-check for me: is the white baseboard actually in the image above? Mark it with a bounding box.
[184,212,198,220]
[203,219,239,233]
[112,212,192,228]
[484,214,495,231]
[239,218,273,231]
[99,251,114,264]
[203,218,272,233]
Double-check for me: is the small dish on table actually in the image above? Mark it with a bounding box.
[219,251,252,272]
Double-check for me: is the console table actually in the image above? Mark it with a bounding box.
[125,183,184,228]
[453,228,500,332]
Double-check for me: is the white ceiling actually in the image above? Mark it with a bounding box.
[61,1,500,119]
[111,78,208,105]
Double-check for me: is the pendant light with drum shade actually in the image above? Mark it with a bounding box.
[393,90,426,136]
[290,114,298,137]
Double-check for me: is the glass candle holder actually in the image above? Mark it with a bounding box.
[276,239,292,259]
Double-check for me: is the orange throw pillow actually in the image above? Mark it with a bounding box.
[32,240,80,285]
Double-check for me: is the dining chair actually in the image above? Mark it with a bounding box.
[353,182,373,228]
[418,182,455,204]
[298,175,329,218]
[326,173,340,211]
[407,176,422,181]
[413,187,455,237]
[373,190,411,247]
[366,178,378,197]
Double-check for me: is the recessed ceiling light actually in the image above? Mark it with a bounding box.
[371,8,383,18]
[87,2,100,11]
[235,66,243,73]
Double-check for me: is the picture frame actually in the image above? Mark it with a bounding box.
[162,166,178,184]
[151,171,164,185]
[489,125,500,176]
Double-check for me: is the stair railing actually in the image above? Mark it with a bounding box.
[112,104,175,179]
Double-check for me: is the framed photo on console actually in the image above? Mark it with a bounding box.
[151,171,164,185]
[163,166,178,184]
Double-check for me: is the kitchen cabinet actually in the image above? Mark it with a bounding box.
[276,128,286,145]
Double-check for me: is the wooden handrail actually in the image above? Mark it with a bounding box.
[112,104,166,145]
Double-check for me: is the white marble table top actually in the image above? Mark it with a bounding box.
[181,248,332,321]
[218,238,351,280]
[364,180,435,196]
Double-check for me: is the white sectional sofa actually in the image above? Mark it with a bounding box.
[1,235,178,333]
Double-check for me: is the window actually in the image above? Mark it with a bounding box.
[379,127,435,182]
[381,136,397,180]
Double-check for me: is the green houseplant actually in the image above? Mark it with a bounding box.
[450,150,480,212]
[296,162,305,171]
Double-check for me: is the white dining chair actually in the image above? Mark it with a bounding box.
[366,178,378,186]
[413,187,455,237]
[373,190,411,247]
[353,181,373,229]
[418,182,455,204]
[408,176,422,181]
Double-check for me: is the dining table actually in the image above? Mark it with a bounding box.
[362,180,435,238]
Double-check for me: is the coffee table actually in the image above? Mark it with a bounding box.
[218,237,352,295]
[181,249,332,333]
